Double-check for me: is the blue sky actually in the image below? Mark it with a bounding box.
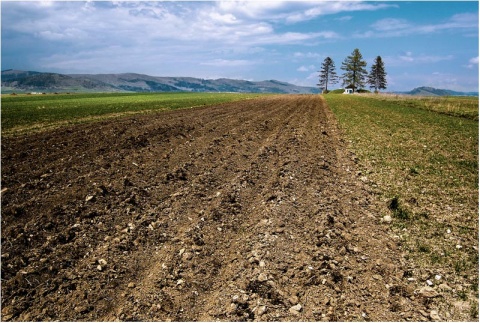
[2,1,478,91]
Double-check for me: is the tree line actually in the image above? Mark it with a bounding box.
[317,48,387,93]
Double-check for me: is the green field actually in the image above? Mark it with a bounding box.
[325,93,479,319]
[1,92,268,135]
[368,94,479,120]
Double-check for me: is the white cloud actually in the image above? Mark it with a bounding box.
[297,65,316,72]
[356,12,478,38]
[385,52,454,66]
[245,31,338,46]
[36,27,89,41]
[307,71,318,80]
[297,66,309,72]
[289,71,321,87]
[402,53,453,64]
[15,1,342,47]
[293,52,321,58]
[370,18,411,31]
[200,59,254,67]
[217,1,288,20]
[215,1,393,24]
[38,1,55,8]
[440,12,478,29]
[465,56,479,69]
[335,16,352,22]
[399,52,414,63]
[284,1,394,23]
[5,0,345,77]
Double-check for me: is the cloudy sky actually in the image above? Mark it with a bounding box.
[2,1,478,91]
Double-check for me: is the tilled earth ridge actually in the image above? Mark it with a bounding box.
[1,95,428,321]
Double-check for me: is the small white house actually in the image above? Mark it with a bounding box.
[343,88,353,94]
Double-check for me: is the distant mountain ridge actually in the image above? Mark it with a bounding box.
[3,70,477,96]
[1,70,319,94]
[404,86,478,97]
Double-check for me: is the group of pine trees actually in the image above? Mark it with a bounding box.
[317,48,387,93]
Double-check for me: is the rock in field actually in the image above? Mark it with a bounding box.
[289,304,302,315]
[418,286,438,298]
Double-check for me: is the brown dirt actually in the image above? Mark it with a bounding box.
[1,95,428,321]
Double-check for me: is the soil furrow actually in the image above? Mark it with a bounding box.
[99,96,302,321]
[1,95,427,321]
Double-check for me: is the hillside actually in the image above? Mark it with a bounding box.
[1,70,44,81]
[1,70,319,94]
[406,86,478,97]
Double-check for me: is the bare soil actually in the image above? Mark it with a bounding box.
[2,95,428,321]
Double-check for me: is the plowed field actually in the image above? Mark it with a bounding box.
[1,95,427,321]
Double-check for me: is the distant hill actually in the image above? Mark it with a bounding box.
[1,69,44,81]
[1,70,319,94]
[405,86,478,97]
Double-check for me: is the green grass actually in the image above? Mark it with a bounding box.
[325,94,478,199]
[384,95,478,120]
[1,92,268,135]
[324,93,478,320]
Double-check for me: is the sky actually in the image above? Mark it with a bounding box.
[1,0,479,92]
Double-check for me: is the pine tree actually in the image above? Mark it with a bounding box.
[341,48,368,93]
[368,56,387,93]
[317,57,338,93]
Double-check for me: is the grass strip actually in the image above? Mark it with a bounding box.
[325,93,478,320]
[1,92,268,136]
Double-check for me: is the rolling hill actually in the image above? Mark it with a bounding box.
[405,86,478,97]
[3,70,477,96]
[1,70,319,94]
